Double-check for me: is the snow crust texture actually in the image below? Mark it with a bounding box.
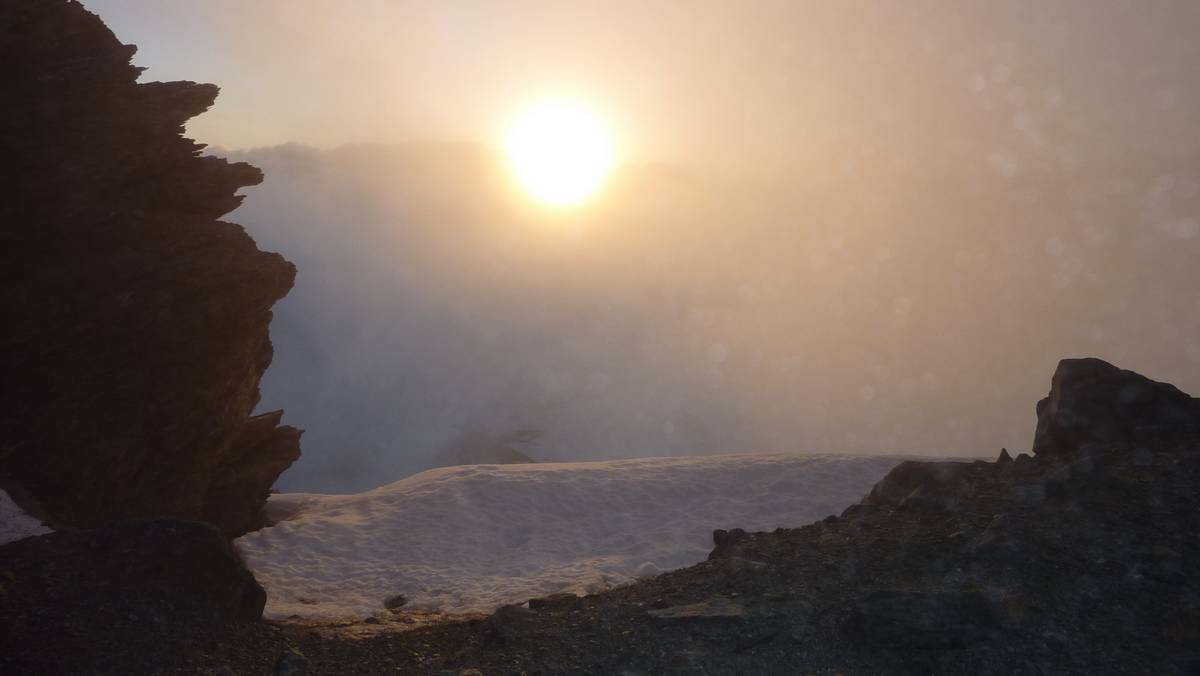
[0,489,52,546]
[236,454,903,618]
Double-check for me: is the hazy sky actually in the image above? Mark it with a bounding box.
[85,0,1200,178]
[77,1,1200,490]
[233,137,1200,491]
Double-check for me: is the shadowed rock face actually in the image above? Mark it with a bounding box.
[0,0,299,536]
[1032,357,1200,458]
[0,519,267,620]
[0,519,268,672]
[205,411,303,536]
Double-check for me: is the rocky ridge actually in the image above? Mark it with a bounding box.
[0,0,299,536]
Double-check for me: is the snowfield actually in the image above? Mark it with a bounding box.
[236,453,904,618]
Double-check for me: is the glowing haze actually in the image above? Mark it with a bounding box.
[506,99,615,206]
[80,0,1200,491]
[82,1,1200,176]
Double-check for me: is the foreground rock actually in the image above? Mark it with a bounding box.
[0,520,266,674]
[0,0,299,536]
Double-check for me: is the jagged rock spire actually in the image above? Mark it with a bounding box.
[0,0,300,536]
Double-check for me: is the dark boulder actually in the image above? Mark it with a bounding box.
[274,650,312,675]
[0,0,299,536]
[709,527,749,559]
[1032,358,1200,458]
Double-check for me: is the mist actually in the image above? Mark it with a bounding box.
[78,0,1168,491]
[230,137,1199,492]
[91,1,1200,173]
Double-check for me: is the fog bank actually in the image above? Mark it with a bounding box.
[230,143,1199,492]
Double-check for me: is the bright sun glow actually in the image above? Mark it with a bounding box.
[506,99,615,207]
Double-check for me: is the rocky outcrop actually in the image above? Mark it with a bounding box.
[0,0,299,536]
[859,459,977,510]
[1032,357,1200,458]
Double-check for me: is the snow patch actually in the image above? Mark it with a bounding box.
[236,453,902,618]
[0,488,52,546]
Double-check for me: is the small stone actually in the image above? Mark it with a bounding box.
[274,650,310,675]
[712,528,747,548]
[647,597,745,620]
[383,594,407,611]
[363,616,380,624]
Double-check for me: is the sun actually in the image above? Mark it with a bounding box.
[506,99,615,207]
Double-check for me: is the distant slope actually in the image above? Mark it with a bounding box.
[428,428,539,469]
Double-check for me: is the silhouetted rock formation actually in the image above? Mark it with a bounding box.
[860,459,974,510]
[1032,357,1200,458]
[0,0,299,537]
